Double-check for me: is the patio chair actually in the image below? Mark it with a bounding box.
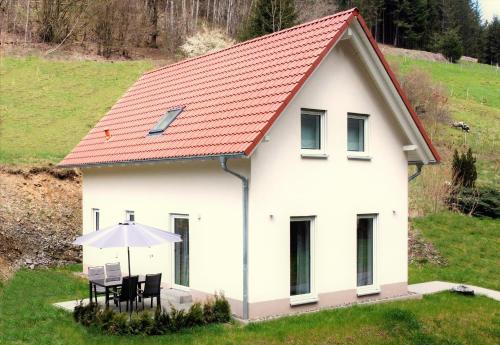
[88,266,107,304]
[105,262,122,305]
[113,275,139,312]
[138,273,162,310]
[105,262,122,279]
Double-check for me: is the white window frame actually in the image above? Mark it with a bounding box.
[300,109,327,158]
[356,214,380,296]
[125,210,135,222]
[92,208,100,231]
[347,113,370,160]
[170,213,190,291]
[289,216,317,306]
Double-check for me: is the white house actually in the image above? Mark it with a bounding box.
[60,8,440,320]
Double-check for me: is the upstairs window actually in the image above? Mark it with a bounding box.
[347,113,368,153]
[301,109,325,153]
[149,107,183,135]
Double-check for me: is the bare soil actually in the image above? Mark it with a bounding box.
[379,44,447,62]
[0,165,82,280]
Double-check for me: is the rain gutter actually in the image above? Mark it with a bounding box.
[408,163,423,182]
[57,153,246,169]
[219,156,249,320]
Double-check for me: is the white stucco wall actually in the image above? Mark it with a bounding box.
[81,35,413,317]
[81,159,248,302]
[248,39,410,304]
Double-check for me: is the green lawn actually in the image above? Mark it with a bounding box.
[409,212,500,291]
[0,264,498,345]
[0,56,152,165]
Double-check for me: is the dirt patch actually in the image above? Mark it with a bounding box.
[408,226,447,266]
[380,44,447,62]
[0,165,82,281]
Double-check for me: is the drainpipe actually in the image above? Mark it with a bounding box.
[219,156,249,320]
[408,163,423,182]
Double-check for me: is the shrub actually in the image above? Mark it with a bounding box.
[186,302,205,327]
[73,293,232,335]
[180,25,234,58]
[213,293,231,323]
[453,187,500,218]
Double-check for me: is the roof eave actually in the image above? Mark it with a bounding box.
[57,152,247,169]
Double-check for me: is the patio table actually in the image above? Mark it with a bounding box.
[89,275,146,308]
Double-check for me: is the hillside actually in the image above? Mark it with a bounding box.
[0,51,499,280]
[0,56,153,165]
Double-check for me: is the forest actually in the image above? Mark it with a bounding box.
[0,0,498,64]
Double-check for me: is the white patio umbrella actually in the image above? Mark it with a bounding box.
[73,221,182,316]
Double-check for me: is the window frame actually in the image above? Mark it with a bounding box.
[170,213,190,291]
[356,214,380,296]
[289,216,317,306]
[148,107,184,136]
[92,208,100,231]
[347,113,370,159]
[300,108,327,158]
[125,210,135,222]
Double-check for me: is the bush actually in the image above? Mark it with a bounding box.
[452,187,500,218]
[73,293,231,336]
[180,25,234,58]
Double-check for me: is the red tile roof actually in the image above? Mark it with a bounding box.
[59,8,439,167]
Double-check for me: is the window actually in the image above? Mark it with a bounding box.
[301,109,325,154]
[356,214,379,295]
[172,215,189,288]
[125,210,135,222]
[92,208,100,231]
[347,113,369,154]
[149,107,183,135]
[290,217,316,304]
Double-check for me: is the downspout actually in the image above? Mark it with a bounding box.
[219,156,249,320]
[408,163,423,182]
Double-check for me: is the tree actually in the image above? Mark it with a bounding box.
[238,0,297,41]
[145,0,159,48]
[481,16,500,65]
[437,29,463,62]
[452,148,477,189]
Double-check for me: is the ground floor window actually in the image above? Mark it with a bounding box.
[357,215,376,287]
[92,208,100,231]
[173,215,189,287]
[125,210,135,222]
[290,218,313,296]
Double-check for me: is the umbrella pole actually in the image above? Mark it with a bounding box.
[128,246,132,320]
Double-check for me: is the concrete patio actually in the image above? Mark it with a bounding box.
[53,288,193,313]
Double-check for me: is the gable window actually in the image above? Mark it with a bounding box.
[290,217,317,305]
[92,208,100,231]
[356,214,379,295]
[125,210,135,222]
[149,107,183,135]
[301,109,326,156]
[347,113,369,157]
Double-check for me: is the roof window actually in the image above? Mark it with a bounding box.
[148,107,183,135]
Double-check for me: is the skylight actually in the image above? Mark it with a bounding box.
[149,107,183,135]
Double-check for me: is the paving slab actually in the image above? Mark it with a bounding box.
[408,281,500,301]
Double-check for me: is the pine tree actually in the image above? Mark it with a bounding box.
[438,29,463,62]
[452,148,477,188]
[481,16,500,65]
[238,0,297,41]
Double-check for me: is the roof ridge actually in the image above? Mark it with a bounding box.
[143,8,358,76]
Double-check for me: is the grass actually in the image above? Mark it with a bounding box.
[0,264,499,345]
[387,56,500,188]
[409,212,500,291]
[0,56,152,165]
